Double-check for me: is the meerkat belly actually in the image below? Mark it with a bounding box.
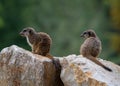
[80,43,90,57]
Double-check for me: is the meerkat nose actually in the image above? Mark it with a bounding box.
[19,32,22,35]
[19,32,24,36]
[80,34,84,37]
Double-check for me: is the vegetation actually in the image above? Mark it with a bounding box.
[0,0,120,64]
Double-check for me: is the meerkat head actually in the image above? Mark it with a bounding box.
[20,27,36,37]
[80,29,96,38]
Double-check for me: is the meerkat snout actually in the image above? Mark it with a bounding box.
[19,29,29,37]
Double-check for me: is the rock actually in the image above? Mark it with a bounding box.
[0,45,120,86]
[60,55,120,86]
[0,45,63,86]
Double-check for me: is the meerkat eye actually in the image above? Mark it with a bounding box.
[23,30,27,32]
[88,32,91,36]
[84,32,87,34]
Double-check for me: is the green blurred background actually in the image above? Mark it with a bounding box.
[0,0,120,64]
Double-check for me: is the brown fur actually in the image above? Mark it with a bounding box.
[80,29,112,72]
[20,27,53,59]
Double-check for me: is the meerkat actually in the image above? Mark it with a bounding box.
[20,27,64,85]
[80,29,112,72]
[20,27,53,59]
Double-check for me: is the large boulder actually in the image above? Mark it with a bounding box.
[0,45,63,86]
[60,55,120,86]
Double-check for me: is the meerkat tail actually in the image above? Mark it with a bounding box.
[102,65,112,72]
[87,56,112,72]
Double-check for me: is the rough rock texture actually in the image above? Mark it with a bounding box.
[0,45,63,86]
[60,55,120,86]
[0,45,120,86]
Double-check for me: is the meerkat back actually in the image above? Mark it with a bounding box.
[80,37,101,58]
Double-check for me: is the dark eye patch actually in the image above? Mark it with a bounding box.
[88,32,91,36]
[84,32,87,34]
[23,29,27,32]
